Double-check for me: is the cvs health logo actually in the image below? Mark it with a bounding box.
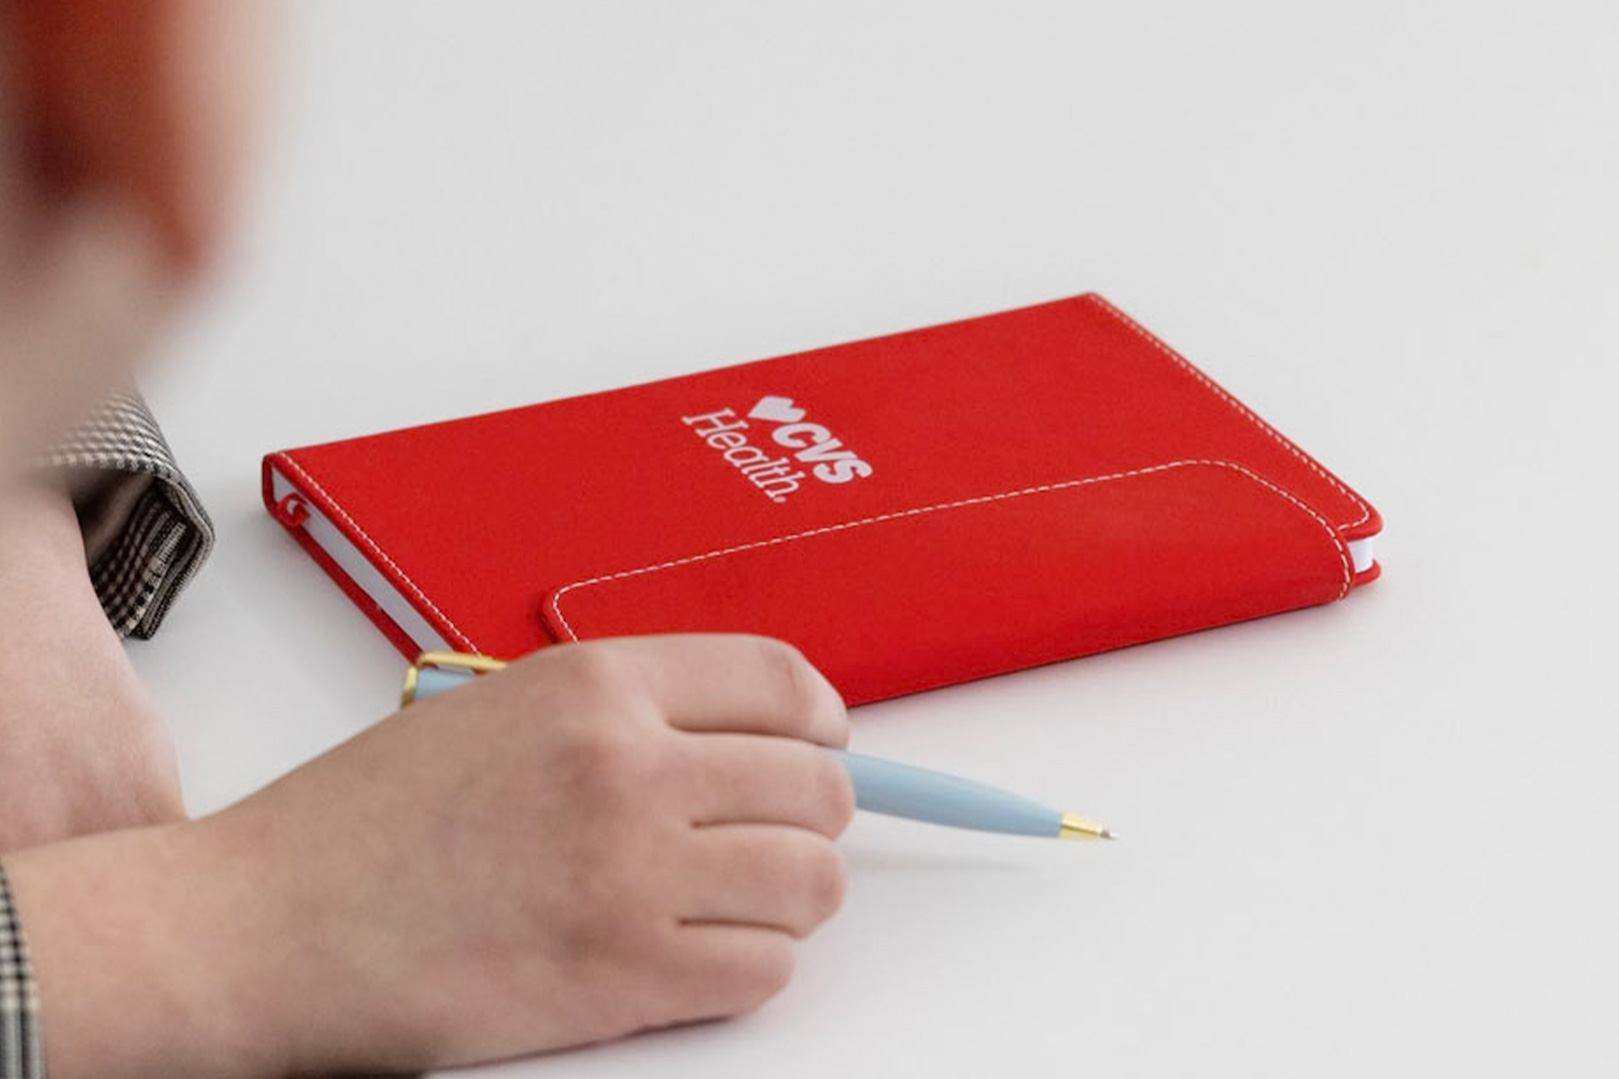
[746,396,874,484]
[680,395,873,505]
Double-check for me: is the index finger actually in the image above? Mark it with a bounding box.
[603,634,849,748]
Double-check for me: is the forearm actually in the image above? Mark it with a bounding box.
[0,481,182,849]
[0,480,99,635]
[1,823,295,1079]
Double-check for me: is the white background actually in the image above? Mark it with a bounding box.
[137,2,1617,1076]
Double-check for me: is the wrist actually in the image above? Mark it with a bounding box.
[2,820,301,1079]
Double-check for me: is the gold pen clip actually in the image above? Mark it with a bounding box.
[401,651,510,708]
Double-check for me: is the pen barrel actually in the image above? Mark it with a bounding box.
[408,668,1065,838]
[834,751,1064,837]
[412,666,479,698]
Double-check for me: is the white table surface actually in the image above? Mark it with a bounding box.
[135,2,1618,1075]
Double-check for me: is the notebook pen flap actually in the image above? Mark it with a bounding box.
[538,459,1353,706]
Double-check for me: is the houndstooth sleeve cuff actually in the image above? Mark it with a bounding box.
[0,862,42,1079]
[31,391,214,639]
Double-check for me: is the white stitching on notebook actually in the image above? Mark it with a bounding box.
[548,458,1353,641]
[271,453,479,653]
[1083,294,1373,531]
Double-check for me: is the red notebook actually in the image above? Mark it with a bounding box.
[263,294,1380,706]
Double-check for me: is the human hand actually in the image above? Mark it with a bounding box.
[0,482,184,850]
[6,634,854,1078]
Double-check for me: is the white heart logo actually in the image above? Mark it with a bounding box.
[748,395,807,424]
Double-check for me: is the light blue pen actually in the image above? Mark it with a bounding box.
[402,653,1115,842]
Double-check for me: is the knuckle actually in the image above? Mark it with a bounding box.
[811,751,858,835]
[748,636,834,737]
[739,941,797,1009]
[550,834,680,974]
[559,878,636,958]
[551,641,635,701]
[558,886,666,995]
[802,843,848,924]
[556,723,650,814]
[656,931,797,1022]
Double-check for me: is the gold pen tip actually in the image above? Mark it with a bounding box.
[1058,813,1116,842]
